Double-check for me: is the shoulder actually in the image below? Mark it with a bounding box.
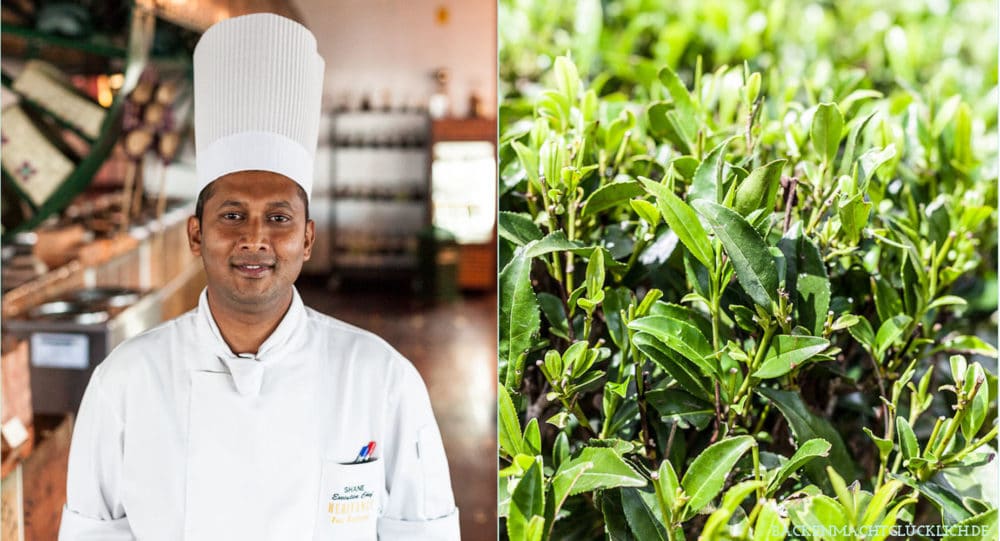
[301,306,419,381]
[93,309,197,385]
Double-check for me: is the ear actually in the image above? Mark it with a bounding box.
[187,215,203,256]
[302,219,316,261]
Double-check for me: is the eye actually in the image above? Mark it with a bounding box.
[269,214,291,223]
[221,212,243,220]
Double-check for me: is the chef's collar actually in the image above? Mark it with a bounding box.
[194,286,307,396]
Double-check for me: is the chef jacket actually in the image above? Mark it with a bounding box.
[59,287,460,540]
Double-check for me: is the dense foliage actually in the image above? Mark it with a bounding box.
[498,1,998,540]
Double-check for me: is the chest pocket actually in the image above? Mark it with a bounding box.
[313,459,383,541]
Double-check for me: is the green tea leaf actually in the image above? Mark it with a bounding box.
[523,418,541,457]
[734,159,785,216]
[765,438,832,496]
[508,460,545,541]
[631,199,661,227]
[897,416,919,461]
[690,136,736,203]
[538,292,570,341]
[941,508,998,541]
[499,211,543,246]
[629,315,718,378]
[811,102,844,164]
[633,332,712,399]
[554,447,647,498]
[754,335,830,379]
[582,181,645,217]
[754,500,789,541]
[681,435,755,517]
[646,388,714,430]
[875,314,913,359]
[512,140,540,189]
[500,252,540,387]
[640,177,715,271]
[622,488,668,541]
[694,200,779,308]
[498,385,524,459]
[756,387,861,483]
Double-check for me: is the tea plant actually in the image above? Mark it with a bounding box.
[498,5,998,537]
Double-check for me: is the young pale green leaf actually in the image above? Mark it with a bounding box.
[961,364,989,440]
[512,140,540,189]
[639,177,714,271]
[875,314,913,359]
[811,103,844,164]
[860,479,904,528]
[837,111,878,177]
[508,460,545,541]
[658,65,696,124]
[765,438,832,496]
[553,56,580,105]
[838,193,872,244]
[897,417,919,462]
[585,248,605,301]
[523,418,541,456]
[632,333,712,399]
[655,458,681,514]
[753,335,830,379]
[540,136,568,188]
[622,488,668,541]
[498,385,524,459]
[927,295,968,311]
[701,480,764,538]
[690,136,736,203]
[857,144,897,186]
[671,155,699,180]
[680,435,755,518]
[810,495,850,533]
[581,181,646,217]
[863,427,893,462]
[499,252,540,387]
[631,199,661,227]
[524,516,544,541]
[734,159,785,217]
[553,447,647,498]
[694,200,779,308]
[753,500,789,541]
[523,231,580,259]
[757,387,862,483]
[935,335,1000,358]
[826,466,855,522]
[628,315,718,378]
[941,508,998,541]
[848,316,876,351]
[499,211,544,246]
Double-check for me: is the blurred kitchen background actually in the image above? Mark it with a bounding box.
[0,1,497,539]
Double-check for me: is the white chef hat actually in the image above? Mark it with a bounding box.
[193,13,325,200]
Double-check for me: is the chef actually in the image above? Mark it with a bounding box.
[59,13,459,541]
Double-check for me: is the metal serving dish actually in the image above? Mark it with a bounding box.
[5,287,162,414]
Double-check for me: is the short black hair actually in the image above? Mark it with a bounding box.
[194,180,310,223]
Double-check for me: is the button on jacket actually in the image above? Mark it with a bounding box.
[59,288,460,540]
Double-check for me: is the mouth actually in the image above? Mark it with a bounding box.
[231,262,275,278]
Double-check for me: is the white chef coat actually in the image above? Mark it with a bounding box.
[59,287,460,540]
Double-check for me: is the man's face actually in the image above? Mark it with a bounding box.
[187,171,314,314]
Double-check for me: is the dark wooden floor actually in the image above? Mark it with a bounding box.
[297,276,497,541]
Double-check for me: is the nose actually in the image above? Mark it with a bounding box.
[238,216,270,252]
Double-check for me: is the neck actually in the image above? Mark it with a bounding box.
[206,287,293,355]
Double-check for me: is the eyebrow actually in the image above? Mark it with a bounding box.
[216,200,295,210]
